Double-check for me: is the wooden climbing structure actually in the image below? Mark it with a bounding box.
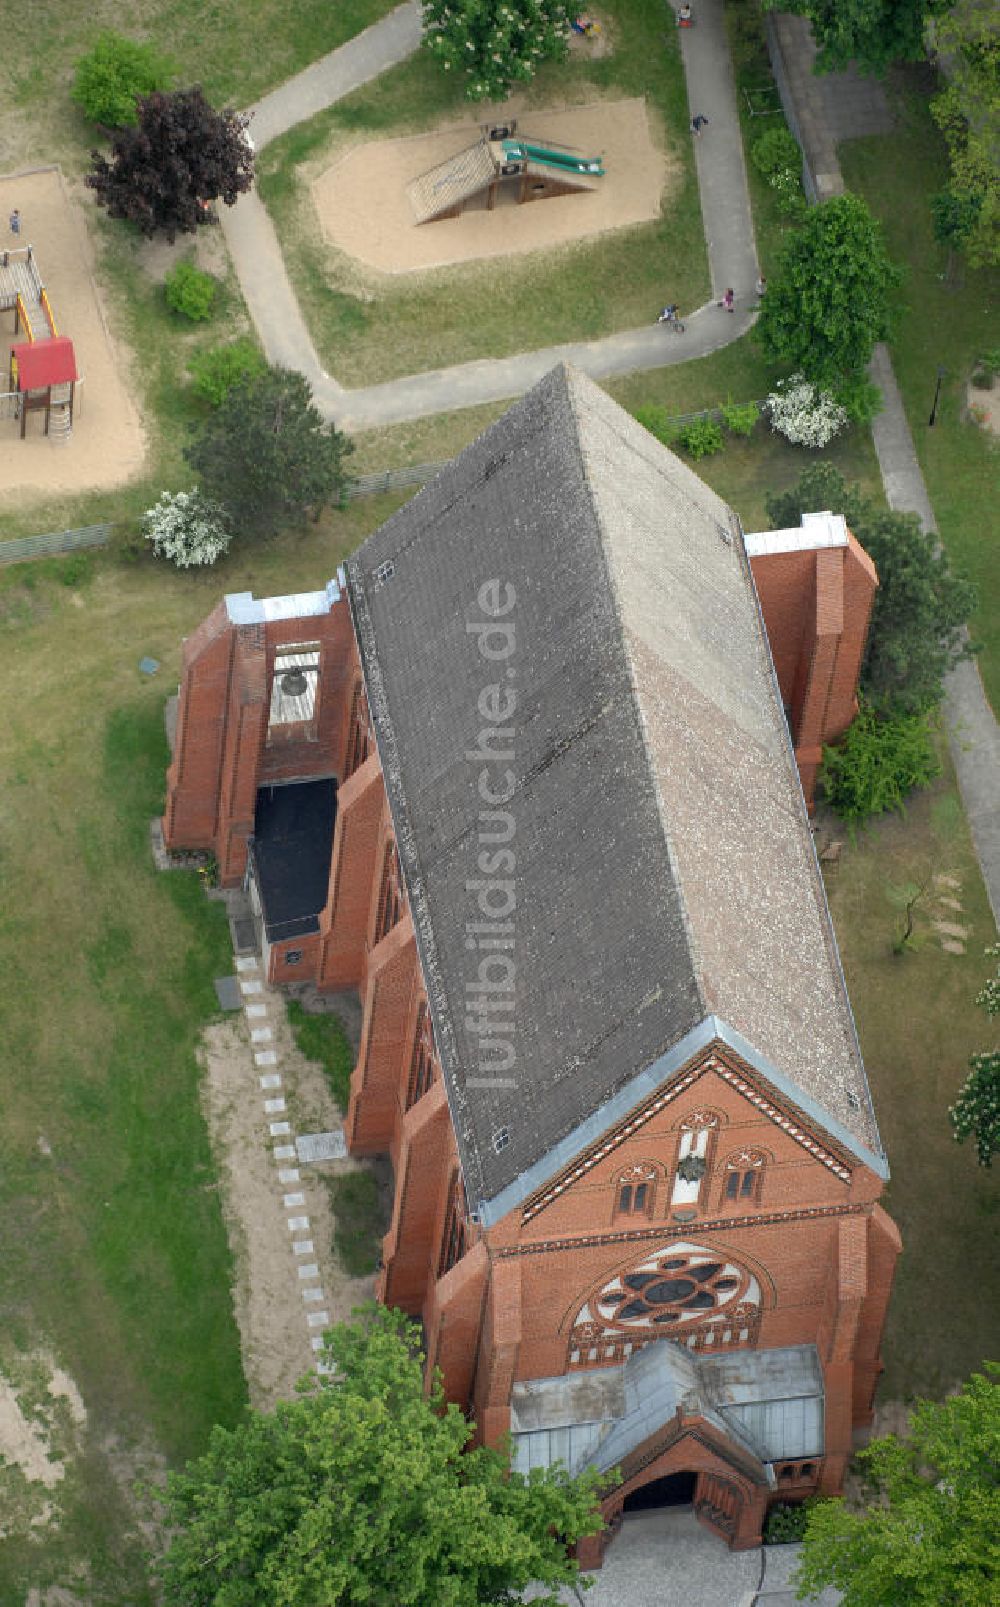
[1,246,79,439]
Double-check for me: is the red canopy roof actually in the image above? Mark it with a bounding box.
[12,336,78,392]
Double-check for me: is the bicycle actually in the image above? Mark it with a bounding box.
[656,306,686,333]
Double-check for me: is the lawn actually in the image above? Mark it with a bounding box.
[255,0,710,384]
[0,0,397,171]
[838,73,999,713]
[823,744,999,1402]
[0,501,398,1599]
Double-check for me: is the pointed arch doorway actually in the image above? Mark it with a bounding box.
[622,1469,697,1512]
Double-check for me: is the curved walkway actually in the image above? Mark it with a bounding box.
[220,1,759,430]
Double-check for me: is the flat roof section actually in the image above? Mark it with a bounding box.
[252,779,337,941]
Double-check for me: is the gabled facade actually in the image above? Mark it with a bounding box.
[163,367,897,1560]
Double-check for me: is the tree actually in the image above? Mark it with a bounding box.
[950,944,1000,1166]
[422,0,570,103]
[756,195,902,395]
[142,489,232,568]
[795,1365,1000,1604]
[86,87,253,241]
[72,32,174,128]
[154,1305,607,1606]
[185,366,352,535]
[929,1,1000,269]
[766,463,977,715]
[820,698,940,823]
[766,0,950,76]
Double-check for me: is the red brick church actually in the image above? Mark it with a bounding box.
[164,367,898,1559]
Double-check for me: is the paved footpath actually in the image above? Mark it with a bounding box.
[221,0,760,429]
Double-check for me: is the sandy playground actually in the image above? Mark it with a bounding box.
[0,168,146,505]
[310,98,671,275]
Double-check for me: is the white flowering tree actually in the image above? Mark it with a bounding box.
[142,488,232,568]
[422,0,570,103]
[950,944,1000,1168]
[765,373,848,448]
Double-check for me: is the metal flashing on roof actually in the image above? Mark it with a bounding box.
[477,1011,887,1227]
[743,511,849,559]
[226,575,341,625]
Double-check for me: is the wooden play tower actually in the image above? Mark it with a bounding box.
[1,245,79,440]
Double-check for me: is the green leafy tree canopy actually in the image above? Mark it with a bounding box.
[422,0,570,103]
[930,0,1000,268]
[155,1304,608,1606]
[72,32,174,128]
[766,462,977,715]
[766,0,950,76]
[86,87,253,241]
[795,1364,1000,1605]
[185,366,353,537]
[756,194,902,393]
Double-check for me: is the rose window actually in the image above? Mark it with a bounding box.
[594,1245,755,1330]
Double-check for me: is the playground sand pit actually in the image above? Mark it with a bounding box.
[310,99,670,275]
[0,168,146,505]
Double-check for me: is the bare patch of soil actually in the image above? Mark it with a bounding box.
[966,375,1000,438]
[0,168,147,503]
[200,1001,375,1412]
[311,98,672,275]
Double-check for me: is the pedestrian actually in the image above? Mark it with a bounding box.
[9,208,21,236]
[690,114,709,137]
[678,4,693,25]
[755,275,767,298]
[719,287,735,312]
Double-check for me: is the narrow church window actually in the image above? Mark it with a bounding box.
[722,1149,766,1207]
[406,1002,437,1110]
[439,1175,467,1277]
[614,1165,657,1218]
[344,680,372,778]
[373,840,404,945]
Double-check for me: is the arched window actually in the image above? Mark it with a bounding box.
[721,1148,767,1206]
[344,680,372,779]
[373,840,403,946]
[439,1173,467,1277]
[670,1111,721,1210]
[406,1002,437,1110]
[614,1163,658,1219]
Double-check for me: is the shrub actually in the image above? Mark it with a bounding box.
[820,701,941,824]
[766,373,848,448]
[677,417,724,459]
[71,32,172,128]
[765,1502,811,1544]
[633,404,677,447]
[189,338,266,406]
[286,1001,353,1111]
[722,399,760,438]
[751,127,801,178]
[142,489,232,568]
[326,1171,382,1276]
[833,372,883,426]
[164,260,218,322]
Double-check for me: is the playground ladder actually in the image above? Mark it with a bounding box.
[47,404,72,446]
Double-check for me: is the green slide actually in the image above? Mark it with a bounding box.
[501,139,604,178]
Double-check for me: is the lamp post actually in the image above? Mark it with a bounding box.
[928,366,946,427]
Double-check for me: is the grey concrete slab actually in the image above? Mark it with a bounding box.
[524,1509,762,1606]
[213,975,242,1011]
[296,1130,348,1163]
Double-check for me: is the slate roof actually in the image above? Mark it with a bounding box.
[347,365,883,1212]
